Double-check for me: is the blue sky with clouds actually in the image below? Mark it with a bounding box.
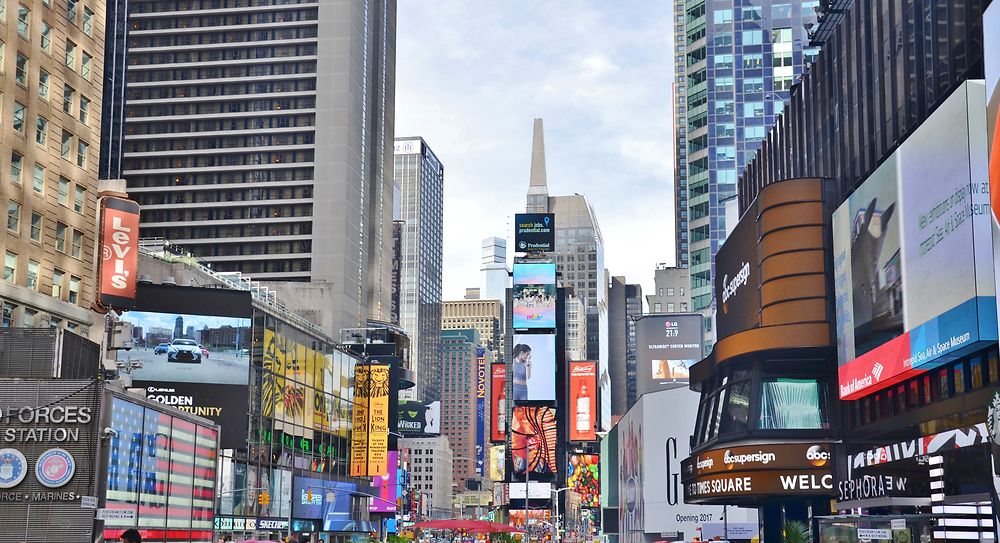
[395,0,676,301]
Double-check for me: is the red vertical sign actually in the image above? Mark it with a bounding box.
[568,361,597,441]
[490,363,506,442]
[98,196,140,310]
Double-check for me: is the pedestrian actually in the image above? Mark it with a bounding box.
[120,529,142,543]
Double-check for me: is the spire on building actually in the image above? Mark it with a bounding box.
[526,118,550,212]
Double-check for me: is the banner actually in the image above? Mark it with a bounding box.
[567,454,600,507]
[350,364,390,476]
[512,261,557,329]
[397,400,441,436]
[489,445,506,481]
[98,196,140,309]
[514,213,555,252]
[635,315,702,393]
[476,348,487,476]
[510,406,557,480]
[491,363,507,442]
[511,333,556,401]
[568,362,597,441]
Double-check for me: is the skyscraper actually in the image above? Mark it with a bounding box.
[113,0,397,334]
[442,299,503,362]
[394,137,444,403]
[480,237,509,303]
[523,118,609,428]
[684,1,819,343]
[439,328,491,490]
[609,276,643,416]
[673,0,690,269]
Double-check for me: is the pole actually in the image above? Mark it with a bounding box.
[555,493,560,543]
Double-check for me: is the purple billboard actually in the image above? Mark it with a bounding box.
[370,451,399,513]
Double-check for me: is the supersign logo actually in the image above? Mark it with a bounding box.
[98,197,140,309]
[720,262,751,314]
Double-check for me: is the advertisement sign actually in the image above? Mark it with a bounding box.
[511,333,556,401]
[397,400,441,436]
[98,196,140,310]
[567,454,599,507]
[350,364,390,477]
[687,443,833,477]
[510,406,557,480]
[509,509,551,528]
[512,261,557,329]
[292,477,372,531]
[568,362,597,441]
[618,395,643,543]
[987,1,1000,375]
[714,209,761,340]
[836,457,930,503]
[835,83,997,399]
[370,451,399,513]
[490,363,507,442]
[635,315,702,394]
[476,348,487,476]
[509,481,552,499]
[682,442,834,502]
[514,213,555,253]
[137,382,248,449]
[489,445,506,481]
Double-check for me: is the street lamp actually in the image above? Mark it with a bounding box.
[551,487,575,543]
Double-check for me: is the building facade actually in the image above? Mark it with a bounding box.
[480,236,509,303]
[609,276,643,416]
[442,298,503,361]
[645,264,690,315]
[114,0,397,334]
[684,0,818,320]
[399,435,454,520]
[0,0,107,337]
[439,328,492,490]
[394,137,444,403]
[564,293,588,362]
[672,0,689,270]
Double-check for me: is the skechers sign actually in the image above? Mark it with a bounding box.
[834,83,997,400]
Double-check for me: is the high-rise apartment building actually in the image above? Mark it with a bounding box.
[609,276,643,416]
[439,328,491,490]
[480,236,509,302]
[399,435,454,520]
[672,0,689,269]
[442,299,502,361]
[523,118,609,428]
[113,0,397,334]
[684,1,818,319]
[0,0,106,336]
[394,137,444,403]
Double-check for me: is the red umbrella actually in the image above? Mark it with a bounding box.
[413,519,522,533]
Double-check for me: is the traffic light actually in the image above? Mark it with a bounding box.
[258,491,271,507]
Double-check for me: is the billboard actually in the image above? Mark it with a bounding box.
[489,445,506,481]
[490,363,507,442]
[567,454,600,507]
[142,383,248,449]
[510,481,553,499]
[714,207,761,340]
[97,195,140,310]
[568,361,597,441]
[476,348,487,476]
[514,213,555,253]
[988,2,1000,356]
[350,364,390,477]
[512,261,557,329]
[292,477,373,531]
[397,400,441,436]
[511,333,556,401]
[370,451,399,513]
[635,315,703,395]
[835,82,996,399]
[510,406,557,480]
[682,442,834,501]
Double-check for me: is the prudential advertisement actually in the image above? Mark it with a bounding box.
[836,82,997,400]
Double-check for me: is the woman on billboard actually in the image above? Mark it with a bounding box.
[512,343,531,400]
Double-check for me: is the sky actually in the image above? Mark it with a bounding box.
[395,0,676,301]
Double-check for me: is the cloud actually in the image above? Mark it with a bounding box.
[395,0,676,301]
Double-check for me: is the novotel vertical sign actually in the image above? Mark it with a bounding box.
[97,196,140,310]
[475,348,487,476]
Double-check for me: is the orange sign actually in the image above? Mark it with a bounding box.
[568,361,597,441]
[350,364,390,476]
[97,196,140,309]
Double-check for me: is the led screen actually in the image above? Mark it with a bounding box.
[512,262,557,329]
[510,406,557,480]
[511,333,556,401]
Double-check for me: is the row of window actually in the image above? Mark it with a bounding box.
[9,153,87,206]
[127,79,316,101]
[6,200,87,261]
[4,0,96,42]
[130,43,318,65]
[125,133,316,154]
[3,247,82,305]
[125,115,316,135]
[125,62,317,83]
[131,9,318,32]
[134,186,312,205]
[142,203,312,223]
[129,25,318,49]
[149,223,314,241]
[3,37,94,91]
[127,97,316,117]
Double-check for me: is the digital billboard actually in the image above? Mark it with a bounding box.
[350,364,391,477]
[489,445,506,481]
[567,454,600,507]
[635,315,703,395]
[476,348,487,476]
[987,2,1000,349]
[97,196,140,310]
[397,400,441,436]
[511,333,556,401]
[292,477,373,531]
[835,82,997,399]
[370,451,399,513]
[568,361,597,441]
[514,213,555,253]
[512,261,557,329]
[510,406,557,480]
[490,363,507,442]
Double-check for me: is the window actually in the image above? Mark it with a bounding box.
[717,169,737,184]
[29,211,40,241]
[37,69,49,98]
[26,260,37,290]
[774,75,794,91]
[667,302,676,312]
[719,379,752,433]
[69,276,80,304]
[62,85,74,113]
[773,100,785,116]
[15,52,27,85]
[654,302,661,312]
[40,21,50,52]
[713,9,732,24]
[714,99,734,115]
[52,269,63,298]
[4,252,15,282]
[804,46,820,64]
[55,221,66,252]
[80,51,90,78]
[741,6,761,20]
[57,176,69,205]
[744,125,767,140]
[66,0,76,22]
[667,287,675,296]
[2,302,15,327]
[82,7,93,35]
[771,3,792,19]
[681,302,688,311]
[9,152,23,184]
[712,33,732,47]
[60,131,72,159]
[17,5,29,38]
[32,163,43,193]
[7,201,19,232]
[78,96,89,124]
[73,185,85,212]
[64,39,75,68]
[76,140,87,168]
[743,101,765,117]
[70,229,82,257]
[0,41,5,69]
[35,115,47,145]
[759,378,829,429]
[774,51,793,67]
[714,146,735,161]
[715,76,734,92]
[742,30,764,45]
[772,27,793,44]
[743,53,763,69]
[713,54,733,69]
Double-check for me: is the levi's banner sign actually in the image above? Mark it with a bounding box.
[98,196,140,309]
[568,361,597,441]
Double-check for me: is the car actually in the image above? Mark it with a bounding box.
[167,338,202,363]
[154,342,171,355]
[199,345,210,358]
